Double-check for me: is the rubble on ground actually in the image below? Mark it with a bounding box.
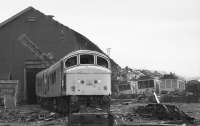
[0,105,66,125]
[111,100,200,125]
[135,103,195,123]
[0,101,199,125]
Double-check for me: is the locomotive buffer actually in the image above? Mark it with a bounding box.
[67,96,113,126]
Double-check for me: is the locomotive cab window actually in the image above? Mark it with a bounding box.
[97,56,109,68]
[80,54,94,64]
[65,56,77,68]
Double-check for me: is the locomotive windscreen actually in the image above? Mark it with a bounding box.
[97,56,109,68]
[65,56,77,68]
[80,54,94,64]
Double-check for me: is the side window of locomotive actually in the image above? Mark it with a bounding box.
[97,56,109,68]
[80,54,94,64]
[65,56,77,68]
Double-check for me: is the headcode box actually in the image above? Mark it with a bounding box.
[0,80,18,109]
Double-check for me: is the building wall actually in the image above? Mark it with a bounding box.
[0,10,79,102]
[131,79,158,95]
[159,79,185,92]
[0,80,18,107]
[186,80,200,97]
[117,83,132,95]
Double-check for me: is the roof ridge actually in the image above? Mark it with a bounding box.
[0,6,34,29]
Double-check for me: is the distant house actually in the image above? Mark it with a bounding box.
[117,83,132,95]
[113,80,132,95]
[159,74,185,93]
[131,76,160,95]
[185,80,200,97]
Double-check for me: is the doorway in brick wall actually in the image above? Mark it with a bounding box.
[24,60,46,104]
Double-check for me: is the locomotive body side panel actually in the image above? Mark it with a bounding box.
[36,70,46,97]
[46,62,62,97]
[36,62,63,97]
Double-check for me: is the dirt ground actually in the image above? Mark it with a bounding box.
[111,99,200,125]
[0,105,67,126]
[0,101,199,126]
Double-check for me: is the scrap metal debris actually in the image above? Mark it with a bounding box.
[111,99,200,125]
[135,103,195,123]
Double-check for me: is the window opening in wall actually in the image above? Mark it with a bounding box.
[138,80,154,89]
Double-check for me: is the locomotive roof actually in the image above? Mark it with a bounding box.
[63,50,109,60]
[36,50,110,76]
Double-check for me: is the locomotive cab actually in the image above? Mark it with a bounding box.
[63,51,111,114]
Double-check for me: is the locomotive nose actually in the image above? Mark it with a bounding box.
[65,66,111,95]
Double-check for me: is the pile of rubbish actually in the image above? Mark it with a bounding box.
[111,101,197,125]
[135,103,194,123]
[0,105,66,125]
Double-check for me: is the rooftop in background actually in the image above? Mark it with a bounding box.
[160,73,178,79]
[137,75,155,81]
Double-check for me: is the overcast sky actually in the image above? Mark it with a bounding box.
[0,0,200,77]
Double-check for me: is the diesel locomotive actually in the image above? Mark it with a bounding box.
[35,50,112,125]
